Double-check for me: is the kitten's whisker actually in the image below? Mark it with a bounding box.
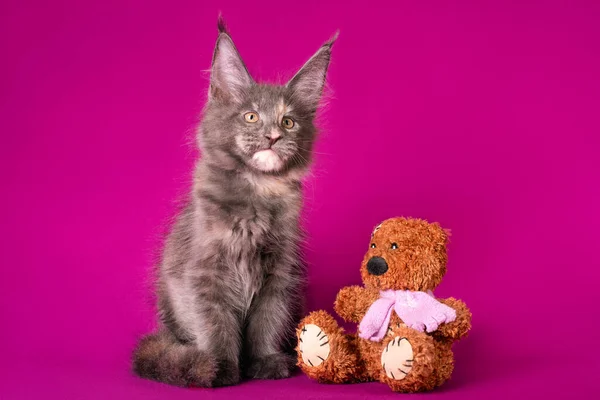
[295,144,332,156]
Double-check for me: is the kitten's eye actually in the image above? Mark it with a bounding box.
[370,243,376,249]
[244,112,259,123]
[391,243,398,250]
[282,117,295,129]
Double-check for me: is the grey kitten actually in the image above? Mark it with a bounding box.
[132,18,336,387]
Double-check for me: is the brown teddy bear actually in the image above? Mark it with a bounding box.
[296,217,472,392]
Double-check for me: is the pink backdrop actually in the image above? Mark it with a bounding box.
[1,1,599,399]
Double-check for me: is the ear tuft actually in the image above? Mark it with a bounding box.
[324,30,340,48]
[209,26,254,103]
[217,13,228,34]
[286,32,338,113]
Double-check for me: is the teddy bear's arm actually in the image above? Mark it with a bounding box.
[432,297,472,341]
[334,286,379,323]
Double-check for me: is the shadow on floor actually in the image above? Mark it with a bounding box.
[441,323,545,392]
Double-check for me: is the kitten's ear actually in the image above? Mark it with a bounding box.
[286,32,338,112]
[209,17,254,103]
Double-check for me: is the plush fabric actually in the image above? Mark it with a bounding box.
[295,217,472,393]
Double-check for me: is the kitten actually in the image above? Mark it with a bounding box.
[132,18,336,387]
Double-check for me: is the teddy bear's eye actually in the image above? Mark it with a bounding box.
[391,243,398,250]
[370,243,376,249]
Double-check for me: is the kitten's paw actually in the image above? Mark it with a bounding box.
[298,323,331,367]
[210,359,241,387]
[245,353,296,380]
[381,336,414,381]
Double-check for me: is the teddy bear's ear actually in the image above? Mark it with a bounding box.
[371,222,383,237]
[443,228,451,244]
[429,222,450,246]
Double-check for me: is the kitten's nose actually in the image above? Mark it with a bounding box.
[265,132,281,147]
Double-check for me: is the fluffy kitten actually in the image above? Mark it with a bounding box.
[132,18,336,387]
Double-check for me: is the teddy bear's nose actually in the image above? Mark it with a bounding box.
[367,256,388,276]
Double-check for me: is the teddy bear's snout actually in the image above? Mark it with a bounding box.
[366,256,388,276]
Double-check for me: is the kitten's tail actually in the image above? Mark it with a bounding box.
[132,331,217,387]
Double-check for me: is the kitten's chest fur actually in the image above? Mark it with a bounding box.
[209,173,301,246]
[194,168,303,310]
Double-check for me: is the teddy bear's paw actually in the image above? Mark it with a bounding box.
[381,337,414,380]
[298,324,330,367]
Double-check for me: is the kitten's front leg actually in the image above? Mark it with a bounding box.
[190,270,243,387]
[243,268,301,379]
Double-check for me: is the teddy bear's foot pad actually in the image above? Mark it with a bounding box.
[381,337,414,380]
[298,324,330,367]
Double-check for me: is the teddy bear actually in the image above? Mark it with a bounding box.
[296,217,472,393]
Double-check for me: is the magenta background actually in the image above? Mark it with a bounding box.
[1,0,599,399]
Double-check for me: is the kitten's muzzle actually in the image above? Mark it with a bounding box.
[265,132,281,148]
[367,256,388,276]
